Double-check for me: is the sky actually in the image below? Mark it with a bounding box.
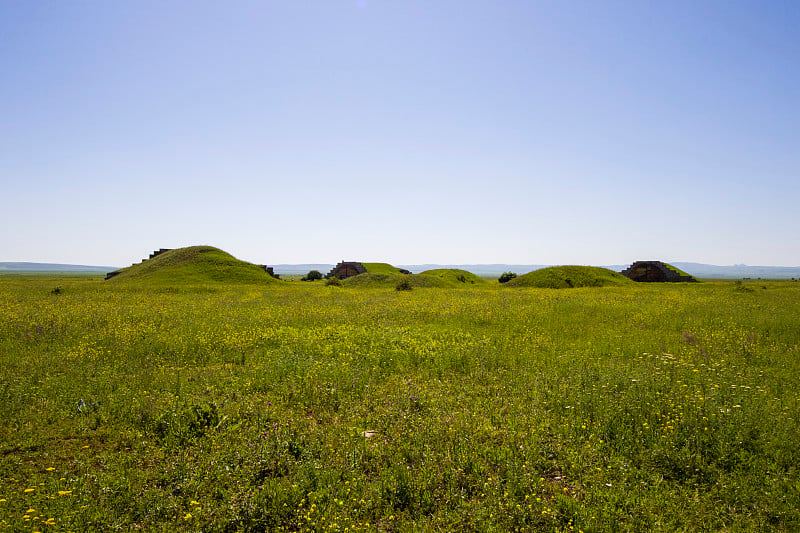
[2,1,799,267]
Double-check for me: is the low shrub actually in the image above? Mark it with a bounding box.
[498,272,517,283]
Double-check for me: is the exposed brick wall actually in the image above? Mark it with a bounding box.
[621,261,697,282]
[328,262,367,279]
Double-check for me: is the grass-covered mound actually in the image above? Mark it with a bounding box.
[418,269,487,286]
[343,267,487,289]
[506,265,634,288]
[342,273,451,289]
[360,263,408,275]
[105,246,281,284]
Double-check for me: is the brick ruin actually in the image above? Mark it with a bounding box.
[327,262,367,280]
[262,266,280,279]
[149,248,173,260]
[621,261,697,282]
[326,262,411,280]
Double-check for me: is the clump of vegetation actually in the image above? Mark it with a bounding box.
[301,270,323,282]
[151,402,220,447]
[395,278,413,291]
[498,272,517,283]
[325,276,342,287]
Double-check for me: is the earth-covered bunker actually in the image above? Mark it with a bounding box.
[621,261,698,282]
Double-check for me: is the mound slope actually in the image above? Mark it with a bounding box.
[105,246,280,284]
[327,262,411,279]
[360,263,410,275]
[506,266,634,288]
[418,269,487,286]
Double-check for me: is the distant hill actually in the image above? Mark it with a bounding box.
[668,262,800,280]
[0,262,118,273]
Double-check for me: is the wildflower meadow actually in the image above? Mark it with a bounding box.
[1,278,798,531]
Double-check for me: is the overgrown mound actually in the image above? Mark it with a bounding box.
[418,269,487,287]
[342,273,450,289]
[360,263,409,275]
[621,261,699,282]
[105,246,280,284]
[506,266,634,289]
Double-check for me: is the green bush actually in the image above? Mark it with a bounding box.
[325,277,342,287]
[498,272,517,283]
[302,270,323,282]
[395,278,413,291]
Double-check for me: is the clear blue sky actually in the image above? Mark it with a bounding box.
[2,1,798,267]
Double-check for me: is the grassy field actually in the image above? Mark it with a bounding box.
[1,277,799,531]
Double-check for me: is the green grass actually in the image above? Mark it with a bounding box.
[1,278,799,531]
[106,246,281,285]
[360,263,407,275]
[507,265,635,288]
[342,269,488,290]
[418,269,488,287]
[342,273,448,289]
